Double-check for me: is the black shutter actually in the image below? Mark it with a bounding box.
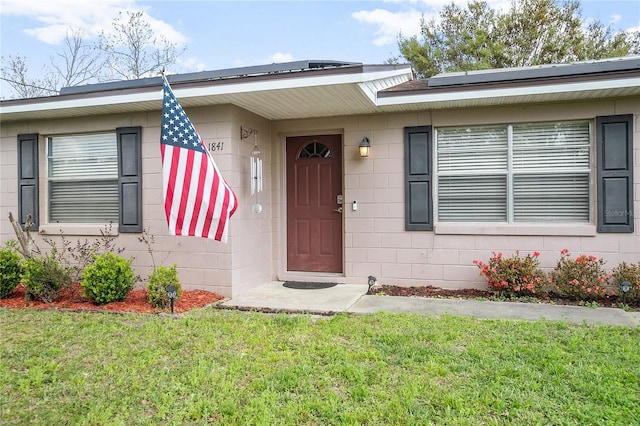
[116,127,143,233]
[17,133,39,230]
[404,126,433,231]
[596,115,634,233]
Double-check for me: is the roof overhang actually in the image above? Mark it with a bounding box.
[0,62,413,122]
[1,57,639,123]
[375,56,640,111]
[375,72,640,111]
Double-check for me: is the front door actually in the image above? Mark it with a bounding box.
[286,134,343,273]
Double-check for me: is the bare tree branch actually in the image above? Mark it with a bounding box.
[98,11,185,80]
[50,28,105,87]
[0,55,57,98]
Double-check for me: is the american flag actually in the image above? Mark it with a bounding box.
[160,76,238,242]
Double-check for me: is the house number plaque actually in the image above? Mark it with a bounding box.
[207,141,225,152]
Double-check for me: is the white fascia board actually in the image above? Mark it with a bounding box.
[375,77,640,106]
[358,75,412,104]
[0,91,160,115]
[172,67,412,98]
[0,68,411,116]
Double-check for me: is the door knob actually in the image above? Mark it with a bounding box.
[333,207,343,213]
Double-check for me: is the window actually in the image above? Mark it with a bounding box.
[18,128,142,232]
[298,141,332,159]
[47,133,119,223]
[436,121,591,223]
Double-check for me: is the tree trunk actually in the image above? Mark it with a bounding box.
[8,212,34,258]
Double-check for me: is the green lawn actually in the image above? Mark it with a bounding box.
[1,308,638,425]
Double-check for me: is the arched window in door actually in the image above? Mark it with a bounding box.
[297,141,332,159]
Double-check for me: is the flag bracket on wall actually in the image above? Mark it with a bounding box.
[240,126,258,140]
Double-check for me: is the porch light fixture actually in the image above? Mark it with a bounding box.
[620,280,631,305]
[166,285,178,314]
[367,275,377,294]
[359,137,371,158]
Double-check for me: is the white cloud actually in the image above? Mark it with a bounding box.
[0,0,187,46]
[384,0,510,9]
[610,14,622,24]
[354,0,512,47]
[176,56,207,73]
[265,52,295,63]
[352,9,424,46]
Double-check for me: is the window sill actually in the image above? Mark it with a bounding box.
[39,224,119,237]
[434,223,596,237]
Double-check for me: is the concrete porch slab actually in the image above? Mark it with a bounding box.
[222,281,368,313]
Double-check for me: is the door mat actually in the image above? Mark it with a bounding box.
[283,281,338,290]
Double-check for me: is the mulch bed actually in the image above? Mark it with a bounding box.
[0,283,224,314]
[2,283,637,314]
[370,285,640,311]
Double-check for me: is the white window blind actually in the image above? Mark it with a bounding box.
[437,121,590,223]
[437,126,508,221]
[48,133,118,223]
[512,122,590,222]
[438,176,507,221]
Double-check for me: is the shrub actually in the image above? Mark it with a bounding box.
[0,242,22,298]
[147,265,182,309]
[610,261,640,305]
[549,249,612,301]
[473,251,546,297]
[81,253,136,305]
[21,246,71,303]
[50,224,125,283]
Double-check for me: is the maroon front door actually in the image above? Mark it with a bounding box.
[286,135,343,273]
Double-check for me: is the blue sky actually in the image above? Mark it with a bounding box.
[1,0,639,96]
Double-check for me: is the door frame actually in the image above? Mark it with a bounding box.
[280,131,345,278]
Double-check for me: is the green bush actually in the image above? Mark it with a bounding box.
[0,243,22,298]
[81,253,136,305]
[21,248,71,303]
[147,264,182,308]
[473,251,546,297]
[550,249,612,301]
[610,261,640,305]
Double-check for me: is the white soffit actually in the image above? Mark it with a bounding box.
[375,77,640,110]
[0,67,412,121]
[2,66,639,121]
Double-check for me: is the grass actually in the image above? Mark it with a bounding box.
[1,308,639,425]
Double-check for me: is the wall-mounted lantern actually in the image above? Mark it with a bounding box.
[359,137,371,158]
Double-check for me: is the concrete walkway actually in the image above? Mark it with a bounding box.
[222,282,640,327]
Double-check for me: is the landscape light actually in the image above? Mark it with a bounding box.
[367,275,377,294]
[620,281,631,305]
[166,285,178,314]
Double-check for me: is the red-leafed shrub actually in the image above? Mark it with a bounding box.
[474,251,546,297]
[610,261,640,305]
[549,249,613,301]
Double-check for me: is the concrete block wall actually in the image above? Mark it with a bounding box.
[1,96,638,294]
[274,98,640,290]
[0,105,269,297]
